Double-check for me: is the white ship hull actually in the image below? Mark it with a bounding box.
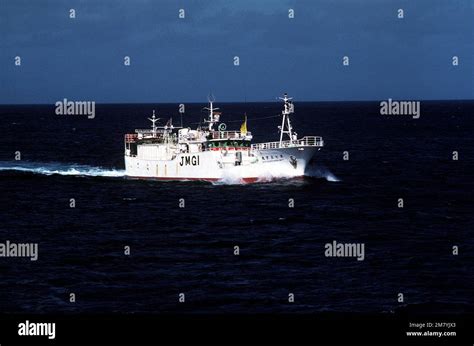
[125,146,320,183]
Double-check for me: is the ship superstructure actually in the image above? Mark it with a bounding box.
[124,94,323,182]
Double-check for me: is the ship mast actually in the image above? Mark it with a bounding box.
[278,93,296,144]
[203,96,220,131]
[148,110,160,138]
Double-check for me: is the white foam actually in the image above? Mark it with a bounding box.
[213,164,302,185]
[0,161,339,183]
[212,168,245,185]
[306,165,341,182]
[0,161,125,177]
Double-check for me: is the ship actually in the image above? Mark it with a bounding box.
[124,93,324,183]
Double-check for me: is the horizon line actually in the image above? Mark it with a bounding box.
[0,98,473,106]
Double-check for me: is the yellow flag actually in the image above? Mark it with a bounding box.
[240,115,247,134]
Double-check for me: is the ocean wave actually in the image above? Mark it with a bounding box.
[306,165,341,182]
[0,161,339,184]
[0,161,125,178]
[211,164,340,185]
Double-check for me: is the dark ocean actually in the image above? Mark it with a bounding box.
[1,101,473,314]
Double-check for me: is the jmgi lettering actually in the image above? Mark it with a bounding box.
[179,155,200,166]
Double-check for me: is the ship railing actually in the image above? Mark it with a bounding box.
[124,133,138,143]
[210,131,252,140]
[251,136,323,150]
[135,129,168,134]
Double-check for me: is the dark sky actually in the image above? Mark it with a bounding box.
[1,0,472,103]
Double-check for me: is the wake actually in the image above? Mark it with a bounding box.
[0,161,125,178]
[305,165,340,182]
[0,161,340,184]
[212,164,340,185]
